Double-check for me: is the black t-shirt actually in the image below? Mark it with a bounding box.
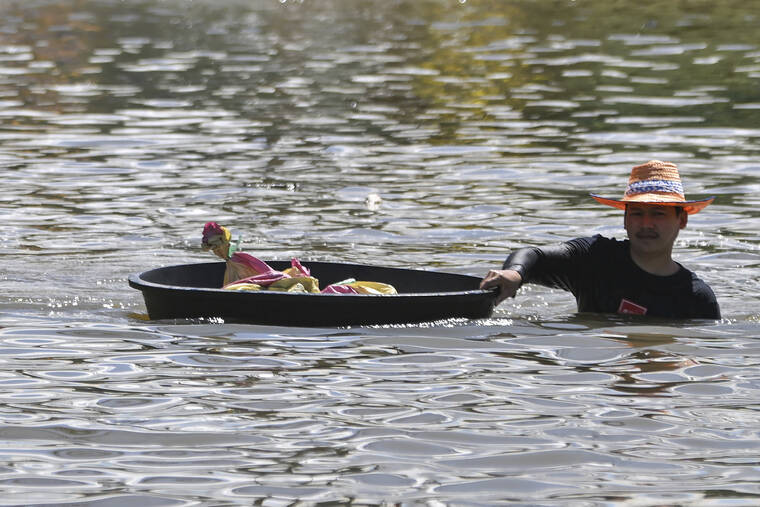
[503,234,721,319]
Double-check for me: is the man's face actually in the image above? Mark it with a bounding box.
[624,204,687,256]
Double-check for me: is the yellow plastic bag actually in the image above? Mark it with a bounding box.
[223,259,259,287]
[224,282,263,292]
[269,276,321,293]
[348,281,398,295]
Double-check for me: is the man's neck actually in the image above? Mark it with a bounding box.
[629,249,680,276]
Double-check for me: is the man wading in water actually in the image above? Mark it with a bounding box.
[480,160,721,319]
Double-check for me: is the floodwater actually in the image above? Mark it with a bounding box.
[2,0,760,504]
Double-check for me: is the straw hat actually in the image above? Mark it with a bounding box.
[590,160,714,215]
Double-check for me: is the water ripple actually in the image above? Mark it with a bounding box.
[2,0,760,504]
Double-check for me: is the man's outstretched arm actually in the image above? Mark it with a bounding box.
[480,238,594,305]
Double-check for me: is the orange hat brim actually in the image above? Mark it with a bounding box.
[590,194,714,215]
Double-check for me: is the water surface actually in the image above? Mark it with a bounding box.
[2,0,760,504]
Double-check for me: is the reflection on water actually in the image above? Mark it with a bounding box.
[2,321,760,504]
[2,0,760,503]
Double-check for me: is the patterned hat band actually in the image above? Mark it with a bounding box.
[625,179,684,198]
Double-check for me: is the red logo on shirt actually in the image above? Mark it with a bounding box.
[618,299,647,315]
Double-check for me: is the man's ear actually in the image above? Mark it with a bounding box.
[679,210,688,229]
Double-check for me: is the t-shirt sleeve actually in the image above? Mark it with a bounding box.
[691,278,721,319]
[502,236,598,293]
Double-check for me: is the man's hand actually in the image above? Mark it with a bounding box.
[479,269,523,305]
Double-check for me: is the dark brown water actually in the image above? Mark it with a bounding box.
[2,0,760,504]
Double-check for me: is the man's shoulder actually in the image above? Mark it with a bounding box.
[566,234,628,253]
[674,265,721,316]
[682,266,717,296]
